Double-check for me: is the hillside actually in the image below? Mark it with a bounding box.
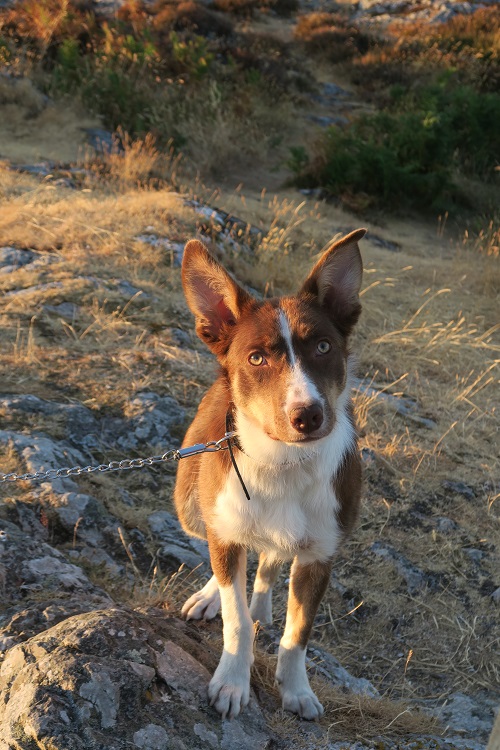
[0,1,499,748]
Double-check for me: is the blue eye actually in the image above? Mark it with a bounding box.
[248,352,266,366]
[316,340,331,354]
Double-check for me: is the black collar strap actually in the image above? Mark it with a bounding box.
[225,407,250,501]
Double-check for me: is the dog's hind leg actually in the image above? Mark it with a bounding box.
[181,574,220,620]
[249,553,282,624]
[276,557,332,720]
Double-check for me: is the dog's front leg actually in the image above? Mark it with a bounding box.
[276,557,332,720]
[207,533,254,720]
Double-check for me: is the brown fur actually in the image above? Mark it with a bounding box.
[174,377,231,539]
[207,532,243,588]
[283,559,333,650]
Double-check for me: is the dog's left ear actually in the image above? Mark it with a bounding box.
[300,228,365,336]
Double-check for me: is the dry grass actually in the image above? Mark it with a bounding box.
[460,220,500,258]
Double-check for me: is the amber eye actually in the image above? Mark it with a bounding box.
[316,340,331,355]
[248,352,265,366]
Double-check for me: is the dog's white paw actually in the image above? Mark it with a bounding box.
[281,687,324,721]
[208,662,251,720]
[276,643,324,720]
[181,577,220,620]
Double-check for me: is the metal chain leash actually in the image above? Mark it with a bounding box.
[0,432,236,484]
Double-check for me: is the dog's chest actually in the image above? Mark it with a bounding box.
[212,459,341,564]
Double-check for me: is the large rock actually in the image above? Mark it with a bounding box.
[0,428,89,481]
[0,426,119,546]
[0,247,35,273]
[435,692,498,737]
[0,598,112,654]
[0,607,272,750]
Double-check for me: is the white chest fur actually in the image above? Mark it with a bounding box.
[212,403,355,565]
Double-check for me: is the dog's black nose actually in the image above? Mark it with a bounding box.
[289,403,324,434]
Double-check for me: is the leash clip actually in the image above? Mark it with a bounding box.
[175,432,237,459]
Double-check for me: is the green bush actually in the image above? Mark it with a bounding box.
[403,83,500,177]
[290,82,500,212]
[0,36,11,64]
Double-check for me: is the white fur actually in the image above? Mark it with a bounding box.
[212,361,355,565]
[249,588,273,625]
[249,574,273,624]
[279,309,323,412]
[207,551,254,720]
[181,575,220,620]
[276,644,324,720]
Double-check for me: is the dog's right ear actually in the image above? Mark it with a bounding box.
[182,240,252,355]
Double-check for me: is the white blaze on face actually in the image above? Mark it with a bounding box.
[279,309,323,413]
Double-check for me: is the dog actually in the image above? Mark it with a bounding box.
[174,228,365,720]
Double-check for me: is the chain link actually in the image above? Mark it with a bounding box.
[0,432,236,484]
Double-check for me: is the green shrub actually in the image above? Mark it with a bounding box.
[49,37,83,91]
[0,37,11,64]
[290,83,500,213]
[271,0,299,17]
[295,122,453,211]
[391,83,500,177]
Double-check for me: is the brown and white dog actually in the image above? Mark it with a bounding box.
[174,229,365,721]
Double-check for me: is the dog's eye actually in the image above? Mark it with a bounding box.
[248,352,266,366]
[316,340,331,354]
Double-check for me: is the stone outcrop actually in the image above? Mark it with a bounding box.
[0,607,271,750]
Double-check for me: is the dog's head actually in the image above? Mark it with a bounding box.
[182,230,365,449]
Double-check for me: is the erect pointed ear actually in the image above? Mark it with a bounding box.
[300,228,365,337]
[182,239,252,354]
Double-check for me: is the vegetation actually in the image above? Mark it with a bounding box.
[1,0,499,215]
[289,81,500,212]
[289,6,500,215]
[294,11,372,63]
[0,0,301,174]
[357,7,500,95]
